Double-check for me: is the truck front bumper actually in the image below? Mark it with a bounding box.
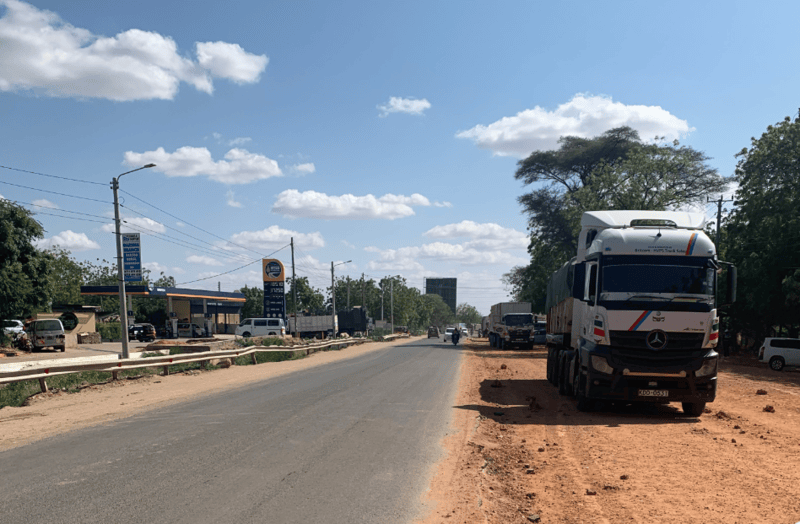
[585,369,716,403]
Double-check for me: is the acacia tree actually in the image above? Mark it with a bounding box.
[0,200,51,321]
[725,114,800,338]
[512,127,728,309]
[456,303,482,325]
[286,276,325,315]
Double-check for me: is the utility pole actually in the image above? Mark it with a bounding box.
[361,273,365,309]
[331,261,335,338]
[381,279,384,321]
[707,195,734,254]
[390,278,394,334]
[346,277,350,309]
[112,163,155,359]
[216,281,220,335]
[291,237,297,337]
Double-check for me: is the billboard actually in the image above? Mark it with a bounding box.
[425,277,457,313]
[262,259,286,320]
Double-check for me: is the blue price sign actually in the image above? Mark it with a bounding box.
[122,233,142,282]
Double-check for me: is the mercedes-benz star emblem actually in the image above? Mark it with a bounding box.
[646,329,668,350]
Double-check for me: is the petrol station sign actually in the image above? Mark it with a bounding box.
[122,233,142,282]
[262,258,286,320]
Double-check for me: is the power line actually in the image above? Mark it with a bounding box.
[0,164,106,186]
[0,179,111,204]
[176,243,290,286]
[119,188,270,258]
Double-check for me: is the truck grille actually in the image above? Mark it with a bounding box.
[609,331,706,366]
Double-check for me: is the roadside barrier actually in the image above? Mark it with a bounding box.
[0,338,367,394]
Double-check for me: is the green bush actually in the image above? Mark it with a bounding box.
[97,323,121,341]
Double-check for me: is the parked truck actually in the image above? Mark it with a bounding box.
[488,302,537,350]
[337,306,371,336]
[287,314,336,339]
[546,210,736,416]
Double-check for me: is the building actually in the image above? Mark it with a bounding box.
[424,277,457,314]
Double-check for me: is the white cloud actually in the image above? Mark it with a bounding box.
[226,189,243,208]
[366,242,528,267]
[35,230,100,251]
[434,201,452,208]
[32,198,58,209]
[123,146,282,184]
[196,41,268,84]
[288,162,316,176]
[456,94,693,158]
[424,220,529,250]
[228,137,252,146]
[0,193,4,199]
[187,255,224,266]
[227,225,325,251]
[341,240,356,249]
[101,216,166,234]
[0,0,267,101]
[272,189,433,220]
[377,96,431,117]
[144,261,184,277]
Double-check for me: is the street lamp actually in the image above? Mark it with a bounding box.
[330,260,351,338]
[113,163,156,359]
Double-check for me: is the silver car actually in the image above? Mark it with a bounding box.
[28,319,66,352]
[2,319,24,336]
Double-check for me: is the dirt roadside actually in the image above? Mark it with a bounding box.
[419,339,800,524]
[0,338,412,451]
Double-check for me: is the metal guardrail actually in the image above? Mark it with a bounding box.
[0,338,367,393]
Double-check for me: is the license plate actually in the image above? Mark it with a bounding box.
[638,389,668,397]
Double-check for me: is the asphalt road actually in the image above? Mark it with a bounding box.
[0,337,463,523]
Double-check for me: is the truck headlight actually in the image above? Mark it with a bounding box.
[696,358,718,377]
[591,356,614,374]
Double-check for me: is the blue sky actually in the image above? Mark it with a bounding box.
[1,0,799,316]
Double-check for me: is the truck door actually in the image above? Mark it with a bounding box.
[583,261,599,339]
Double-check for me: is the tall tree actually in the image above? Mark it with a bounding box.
[456,303,482,325]
[286,276,325,315]
[513,127,728,310]
[725,114,800,337]
[0,200,51,320]
[239,285,264,320]
[44,247,86,306]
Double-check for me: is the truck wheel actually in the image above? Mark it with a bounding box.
[682,402,706,417]
[769,356,785,371]
[575,373,594,412]
[242,332,251,338]
[546,348,553,384]
[558,354,570,396]
[57,345,66,352]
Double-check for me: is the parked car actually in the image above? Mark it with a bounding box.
[177,322,203,338]
[427,326,440,338]
[235,318,286,338]
[759,338,800,371]
[2,319,24,337]
[27,319,66,352]
[443,327,454,343]
[128,323,156,342]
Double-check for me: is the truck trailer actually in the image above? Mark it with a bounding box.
[546,210,736,416]
[287,314,336,339]
[488,302,537,350]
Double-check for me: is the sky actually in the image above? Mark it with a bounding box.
[1,0,799,316]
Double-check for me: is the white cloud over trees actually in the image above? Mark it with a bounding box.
[35,230,100,251]
[227,225,324,251]
[0,0,268,101]
[456,94,693,157]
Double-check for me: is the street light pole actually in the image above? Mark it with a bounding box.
[330,260,351,338]
[113,163,156,359]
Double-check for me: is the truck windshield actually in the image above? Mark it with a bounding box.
[602,264,714,295]
[504,315,533,326]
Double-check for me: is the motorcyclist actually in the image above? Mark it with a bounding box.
[452,326,460,345]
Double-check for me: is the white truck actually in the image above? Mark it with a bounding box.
[287,314,337,339]
[546,210,736,416]
[488,302,537,350]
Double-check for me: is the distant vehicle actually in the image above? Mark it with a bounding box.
[28,319,66,352]
[443,327,454,343]
[338,307,369,336]
[759,338,800,371]
[2,319,24,336]
[427,326,440,338]
[532,327,547,345]
[235,318,286,338]
[177,322,204,338]
[129,323,156,342]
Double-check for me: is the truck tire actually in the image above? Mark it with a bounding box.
[574,372,594,412]
[682,402,706,417]
[558,353,570,396]
[241,331,251,338]
[499,338,504,350]
[546,348,554,384]
[57,345,66,352]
